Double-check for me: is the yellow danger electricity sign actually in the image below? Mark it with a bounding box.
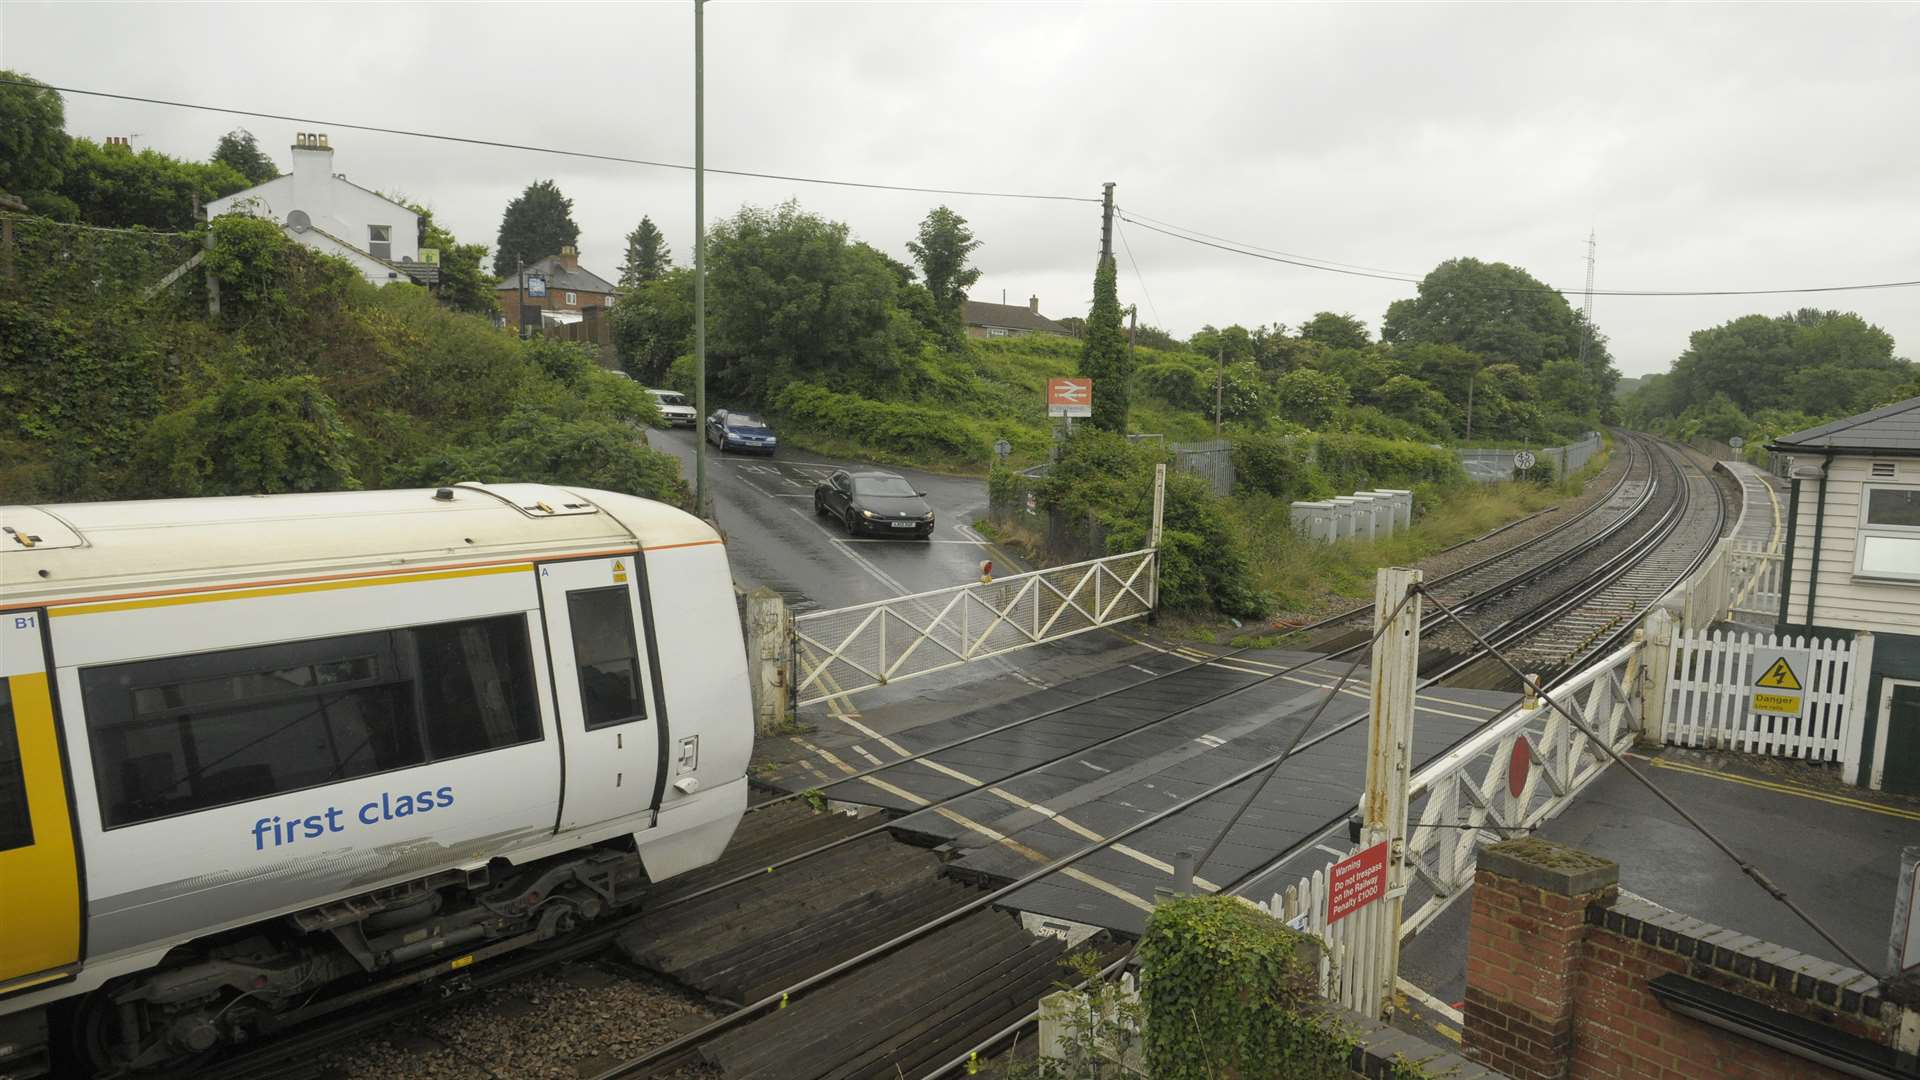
[1756,657,1803,690]
[1750,648,1809,718]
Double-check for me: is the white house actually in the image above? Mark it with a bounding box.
[206,133,434,287]
[1769,394,1920,794]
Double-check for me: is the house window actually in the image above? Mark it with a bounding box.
[1856,483,1920,583]
[986,327,1010,338]
[565,291,577,306]
[368,224,391,261]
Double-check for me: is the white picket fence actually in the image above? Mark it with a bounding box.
[1726,539,1783,620]
[1660,625,1867,765]
[1245,856,1390,1019]
[1036,851,1382,1074]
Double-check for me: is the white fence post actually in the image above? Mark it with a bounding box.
[1363,567,1422,1020]
[1640,608,1674,741]
[1842,632,1876,787]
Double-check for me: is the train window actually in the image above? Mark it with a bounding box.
[566,587,646,730]
[81,614,542,829]
[413,618,541,757]
[0,682,33,853]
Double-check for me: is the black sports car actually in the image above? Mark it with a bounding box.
[814,470,936,538]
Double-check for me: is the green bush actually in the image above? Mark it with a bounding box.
[1231,433,1325,502]
[1314,431,1461,491]
[1044,430,1266,616]
[1138,896,1355,1079]
[772,381,986,463]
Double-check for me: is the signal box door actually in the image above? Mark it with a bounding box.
[0,610,82,993]
[537,557,663,832]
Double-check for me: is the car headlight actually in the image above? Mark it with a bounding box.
[861,509,878,519]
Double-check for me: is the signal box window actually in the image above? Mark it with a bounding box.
[0,682,33,853]
[368,224,391,260]
[82,614,541,829]
[1858,485,1920,582]
[566,587,646,730]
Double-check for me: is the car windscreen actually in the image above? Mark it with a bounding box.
[655,392,688,406]
[853,477,917,497]
[727,416,772,434]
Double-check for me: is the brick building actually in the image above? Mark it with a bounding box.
[497,246,617,341]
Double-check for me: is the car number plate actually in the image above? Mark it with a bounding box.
[890,521,917,529]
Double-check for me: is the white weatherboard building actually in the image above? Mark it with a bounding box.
[206,133,434,287]
[1770,394,1920,794]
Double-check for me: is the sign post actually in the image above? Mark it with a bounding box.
[1750,646,1810,719]
[1513,450,1537,473]
[1047,378,1092,431]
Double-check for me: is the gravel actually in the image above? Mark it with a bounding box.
[315,963,719,1080]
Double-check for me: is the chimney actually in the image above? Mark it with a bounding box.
[558,245,579,270]
[290,133,336,221]
[1029,295,1040,315]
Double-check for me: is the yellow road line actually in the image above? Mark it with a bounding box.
[1641,756,1920,821]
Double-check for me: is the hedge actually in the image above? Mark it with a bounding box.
[772,381,986,464]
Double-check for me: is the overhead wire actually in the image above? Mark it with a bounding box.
[1120,208,1920,297]
[0,78,1100,205]
[1112,213,1163,328]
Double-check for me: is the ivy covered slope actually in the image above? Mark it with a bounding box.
[0,214,679,507]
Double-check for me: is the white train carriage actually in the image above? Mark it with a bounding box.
[0,483,753,1075]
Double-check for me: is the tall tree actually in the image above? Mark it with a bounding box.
[904,205,981,328]
[1381,258,1582,370]
[617,215,672,287]
[211,129,278,186]
[492,179,580,276]
[1298,311,1371,350]
[0,69,71,201]
[1077,255,1131,432]
[403,202,498,318]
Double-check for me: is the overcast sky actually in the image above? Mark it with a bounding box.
[5,2,1915,377]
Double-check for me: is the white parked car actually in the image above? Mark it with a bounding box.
[648,388,698,427]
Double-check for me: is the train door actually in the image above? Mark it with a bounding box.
[0,610,82,994]
[537,557,663,832]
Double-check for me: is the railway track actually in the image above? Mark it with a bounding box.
[177,432,1731,1080]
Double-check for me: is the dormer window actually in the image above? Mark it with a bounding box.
[368,224,391,261]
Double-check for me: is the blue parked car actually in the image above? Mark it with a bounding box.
[705,410,778,455]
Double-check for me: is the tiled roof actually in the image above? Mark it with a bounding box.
[1771,395,1920,454]
[495,255,617,295]
[304,224,436,285]
[963,299,1072,336]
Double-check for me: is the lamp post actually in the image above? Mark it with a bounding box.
[692,0,709,519]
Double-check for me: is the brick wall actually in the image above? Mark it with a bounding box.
[1463,838,1915,1080]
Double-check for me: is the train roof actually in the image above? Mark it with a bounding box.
[0,483,715,609]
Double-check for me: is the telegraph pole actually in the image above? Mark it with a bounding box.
[692,0,710,519]
[1100,182,1115,261]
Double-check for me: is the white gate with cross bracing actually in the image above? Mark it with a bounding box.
[791,548,1157,707]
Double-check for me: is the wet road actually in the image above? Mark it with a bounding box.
[648,427,1017,612]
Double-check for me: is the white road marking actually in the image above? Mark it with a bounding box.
[1316,843,1347,859]
[1080,760,1110,773]
[1128,664,1158,675]
[1398,977,1464,1024]
[851,745,885,767]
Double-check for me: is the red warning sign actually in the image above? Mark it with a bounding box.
[1327,840,1389,925]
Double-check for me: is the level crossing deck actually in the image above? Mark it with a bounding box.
[768,642,1518,934]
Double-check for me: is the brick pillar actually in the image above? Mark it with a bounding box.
[1463,838,1619,1080]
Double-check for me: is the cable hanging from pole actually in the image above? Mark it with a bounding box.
[1119,208,1920,297]
[0,77,1099,205]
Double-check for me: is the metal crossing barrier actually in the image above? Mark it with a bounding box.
[1399,641,1644,936]
[792,548,1157,707]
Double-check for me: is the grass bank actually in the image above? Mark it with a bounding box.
[1224,437,1612,623]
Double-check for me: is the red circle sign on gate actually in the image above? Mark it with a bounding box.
[1508,739,1532,799]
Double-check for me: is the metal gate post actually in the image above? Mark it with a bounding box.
[1149,463,1166,616]
[1363,567,1422,1019]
